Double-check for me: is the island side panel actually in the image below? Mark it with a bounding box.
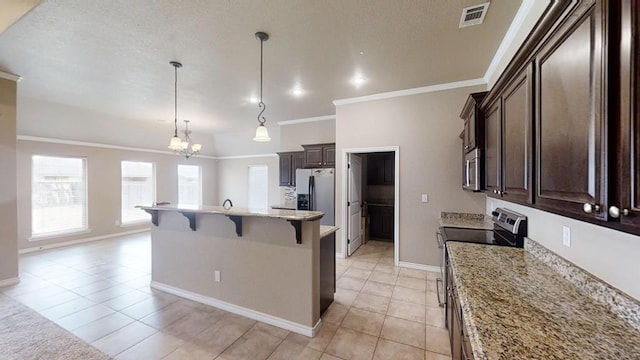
[150,211,320,329]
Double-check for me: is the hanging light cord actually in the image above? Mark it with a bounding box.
[174,64,179,137]
[257,36,266,125]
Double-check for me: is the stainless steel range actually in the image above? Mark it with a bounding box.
[435,208,528,308]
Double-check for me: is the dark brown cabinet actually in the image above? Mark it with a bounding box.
[319,232,336,315]
[446,257,474,360]
[277,151,304,186]
[617,0,640,226]
[367,152,395,185]
[483,64,533,204]
[368,205,394,241]
[302,143,335,168]
[535,0,608,219]
[460,92,487,153]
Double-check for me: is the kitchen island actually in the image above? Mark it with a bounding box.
[137,205,337,337]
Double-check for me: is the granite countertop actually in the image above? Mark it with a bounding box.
[320,225,339,238]
[271,204,297,210]
[439,212,493,230]
[137,204,324,221]
[447,242,640,359]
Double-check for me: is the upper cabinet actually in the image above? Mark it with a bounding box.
[367,152,395,185]
[535,0,607,219]
[460,92,487,153]
[278,151,304,186]
[472,0,640,235]
[617,0,640,226]
[484,64,533,204]
[302,143,335,168]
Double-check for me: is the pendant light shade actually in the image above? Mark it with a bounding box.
[253,31,271,142]
[167,61,202,158]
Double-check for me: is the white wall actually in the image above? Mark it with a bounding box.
[216,155,280,208]
[336,85,487,267]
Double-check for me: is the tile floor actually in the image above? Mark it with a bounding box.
[1,233,452,360]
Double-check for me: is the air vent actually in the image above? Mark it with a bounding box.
[459,2,490,28]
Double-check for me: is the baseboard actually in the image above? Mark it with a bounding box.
[150,281,322,337]
[0,277,20,288]
[398,261,440,273]
[19,228,150,254]
[335,252,346,259]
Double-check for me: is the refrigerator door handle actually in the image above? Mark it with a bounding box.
[309,176,315,211]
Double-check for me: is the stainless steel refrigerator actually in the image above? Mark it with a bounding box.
[296,168,335,226]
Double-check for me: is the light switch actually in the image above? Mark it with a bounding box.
[562,226,571,247]
[421,194,429,203]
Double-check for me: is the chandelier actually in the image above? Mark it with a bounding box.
[167,61,202,158]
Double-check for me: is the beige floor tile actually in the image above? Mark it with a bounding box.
[425,291,441,308]
[341,308,385,336]
[70,280,119,296]
[324,327,378,360]
[119,292,178,319]
[163,341,217,360]
[267,338,307,360]
[351,292,390,314]
[334,288,359,307]
[424,325,451,356]
[297,347,322,360]
[217,327,283,360]
[396,276,427,291]
[373,338,425,360]
[351,260,377,271]
[399,268,428,280]
[426,271,441,282]
[13,289,79,311]
[425,306,445,328]
[39,297,96,320]
[71,312,136,343]
[253,321,290,339]
[387,300,426,323]
[320,353,343,360]
[369,271,398,286]
[115,331,184,360]
[361,281,394,298]
[426,280,438,294]
[55,304,115,330]
[91,321,157,357]
[337,276,366,292]
[322,303,349,325]
[380,316,425,349]
[344,267,373,280]
[101,290,150,311]
[392,286,427,305]
[373,264,400,275]
[166,309,226,342]
[192,313,255,356]
[425,351,452,360]
[139,301,194,329]
[307,322,338,352]
[84,285,135,302]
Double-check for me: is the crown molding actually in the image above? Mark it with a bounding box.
[277,115,336,126]
[215,153,278,160]
[333,78,486,106]
[0,70,22,82]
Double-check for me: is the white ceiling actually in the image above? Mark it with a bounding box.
[0,0,521,138]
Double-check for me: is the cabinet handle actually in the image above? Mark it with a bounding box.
[609,206,620,218]
[623,209,630,216]
[436,278,444,307]
[435,232,444,249]
[583,203,601,214]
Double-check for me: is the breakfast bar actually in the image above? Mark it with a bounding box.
[137,205,337,337]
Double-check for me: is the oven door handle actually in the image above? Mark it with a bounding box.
[436,278,445,307]
[436,232,444,249]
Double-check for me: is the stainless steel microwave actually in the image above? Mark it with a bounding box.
[463,148,481,191]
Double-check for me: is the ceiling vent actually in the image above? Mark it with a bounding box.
[459,2,490,28]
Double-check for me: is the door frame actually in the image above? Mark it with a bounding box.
[341,146,400,266]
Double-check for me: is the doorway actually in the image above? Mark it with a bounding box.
[342,146,399,266]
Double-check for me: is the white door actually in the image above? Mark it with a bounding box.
[348,154,363,256]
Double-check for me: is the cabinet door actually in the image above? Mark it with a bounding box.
[467,113,477,150]
[292,152,305,186]
[619,0,640,226]
[501,63,534,204]
[484,100,502,196]
[323,145,336,167]
[383,156,394,184]
[303,145,324,167]
[463,120,472,152]
[535,0,607,219]
[278,154,293,186]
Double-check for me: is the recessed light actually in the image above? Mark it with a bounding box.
[359,51,365,55]
[248,96,259,104]
[291,85,305,97]
[351,74,367,87]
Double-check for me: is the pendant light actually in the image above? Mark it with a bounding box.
[167,61,202,158]
[253,31,271,142]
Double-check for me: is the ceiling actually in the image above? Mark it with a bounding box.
[0,0,521,138]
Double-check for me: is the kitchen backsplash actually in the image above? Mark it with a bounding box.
[280,186,296,207]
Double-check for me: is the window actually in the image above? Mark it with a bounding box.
[32,155,87,237]
[121,161,155,224]
[178,164,202,207]
[248,165,268,210]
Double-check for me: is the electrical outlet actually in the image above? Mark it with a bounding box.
[214,270,221,282]
[421,194,429,203]
[562,226,571,247]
